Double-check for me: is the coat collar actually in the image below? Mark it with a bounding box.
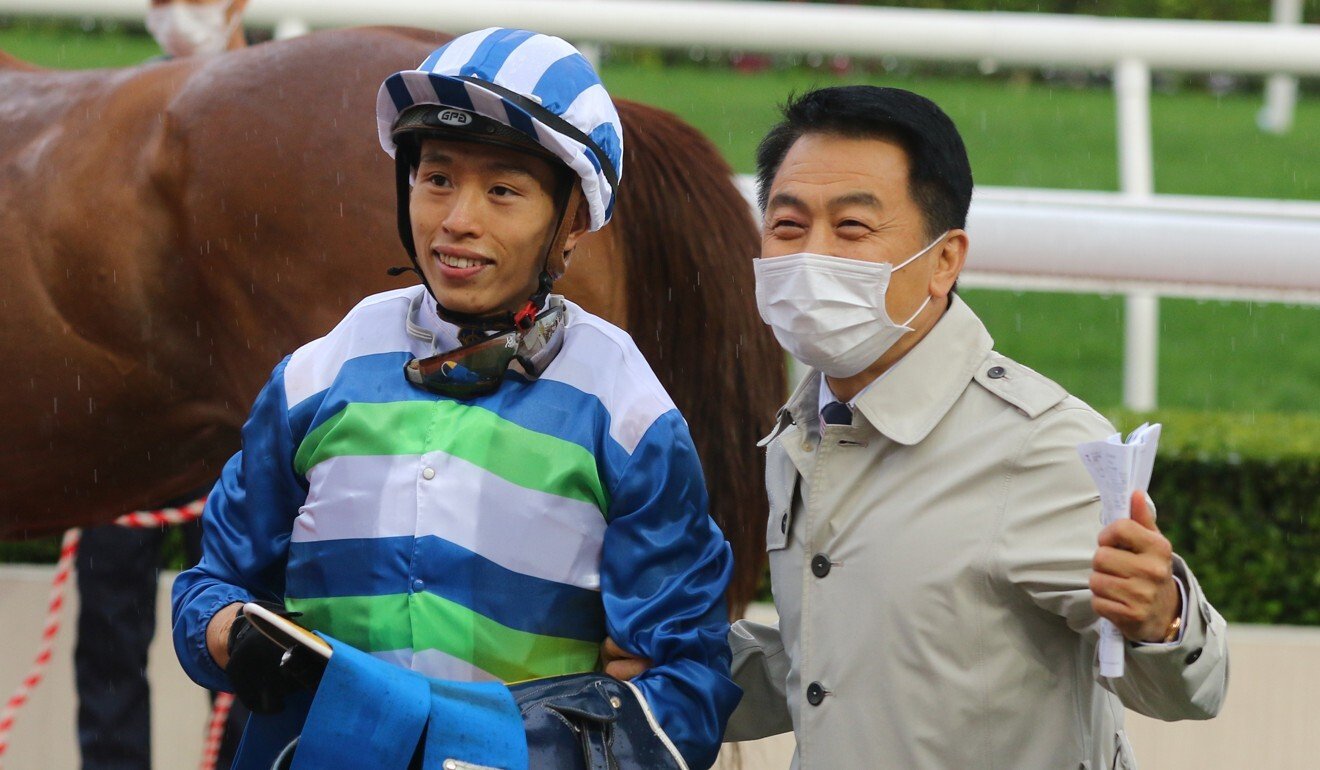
[774,294,994,447]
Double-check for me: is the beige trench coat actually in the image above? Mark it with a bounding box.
[727,296,1228,769]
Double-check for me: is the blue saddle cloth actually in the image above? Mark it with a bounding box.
[232,637,528,770]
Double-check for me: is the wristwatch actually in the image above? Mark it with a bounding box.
[1160,614,1182,644]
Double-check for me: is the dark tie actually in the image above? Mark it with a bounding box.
[821,400,853,426]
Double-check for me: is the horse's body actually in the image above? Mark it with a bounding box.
[0,27,781,608]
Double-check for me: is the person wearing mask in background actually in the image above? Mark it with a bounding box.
[146,0,249,58]
[608,85,1229,769]
[71,5,252,768]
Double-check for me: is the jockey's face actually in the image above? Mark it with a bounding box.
[410,138,568,316]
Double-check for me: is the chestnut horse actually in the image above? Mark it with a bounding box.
[0,27,782,610]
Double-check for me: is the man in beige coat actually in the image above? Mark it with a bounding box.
[715,86,1228,768]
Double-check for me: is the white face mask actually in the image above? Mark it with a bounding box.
[754,233,947,378]
[146,1,238,58]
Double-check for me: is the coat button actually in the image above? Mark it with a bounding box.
[806,681,827,706]
[780,512,789,533]
[422,467,436,480]
[411,578,425,592]
[1184,648,1202,665]
[987,365,1006,379]
[811,554,832,578]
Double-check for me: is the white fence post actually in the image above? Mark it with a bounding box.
[577,42,603,71]
[1115,58,1154,199]
[273,18,310,39]
[1123,292,1159,411]
[1115,58,1159,411]
[1258,0,1303,134]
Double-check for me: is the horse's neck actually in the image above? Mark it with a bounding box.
[0,50,40,71]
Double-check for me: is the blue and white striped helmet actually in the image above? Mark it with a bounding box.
[377,28,623,232]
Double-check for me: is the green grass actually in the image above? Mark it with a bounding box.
[601,62,1320,200]
[0,19,160,68]
[4,21,1317,414]
[962,291,1320,414]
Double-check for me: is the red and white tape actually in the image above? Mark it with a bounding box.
[0,528,81,764]
[200,692,235,770]
[114,498,207,529]
[0,498,212,768]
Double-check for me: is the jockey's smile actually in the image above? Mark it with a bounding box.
[409,138,588,318]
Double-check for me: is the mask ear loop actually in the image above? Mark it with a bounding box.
[891,230,949,328]
[892,230,950,272]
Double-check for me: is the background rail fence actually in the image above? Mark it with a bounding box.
[5,0,1318,407]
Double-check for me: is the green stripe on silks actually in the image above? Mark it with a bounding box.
[287,593,602,684]
[293,400,607,511]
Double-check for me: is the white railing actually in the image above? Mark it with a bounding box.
[6,0,1317,409]
[11,0,1320,73]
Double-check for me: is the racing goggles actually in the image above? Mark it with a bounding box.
[404,305,564,399]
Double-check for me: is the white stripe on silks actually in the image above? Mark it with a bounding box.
[588,161,615,215]
[464,81,503,117]
[371,648,500,682]
[544,304,676,455]
[415,450,605,590]
[284,288,427,408]
[292,453,419,544]
[294,452,606,592]
[376,84,400,155]
[565,149,608,230]
[490,34,579,95]
[558,84,620,149]
[406,72,441,109]
[429,27,499,75]
[531,120,586,169]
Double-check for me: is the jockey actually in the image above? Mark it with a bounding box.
[171,28,740,768]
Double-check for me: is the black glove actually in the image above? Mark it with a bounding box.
[225,602,322,714]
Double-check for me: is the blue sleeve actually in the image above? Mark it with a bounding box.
[170,356,307,692]
[600,411,741,770]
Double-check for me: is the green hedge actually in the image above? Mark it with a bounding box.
[1112,410,1320,626]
